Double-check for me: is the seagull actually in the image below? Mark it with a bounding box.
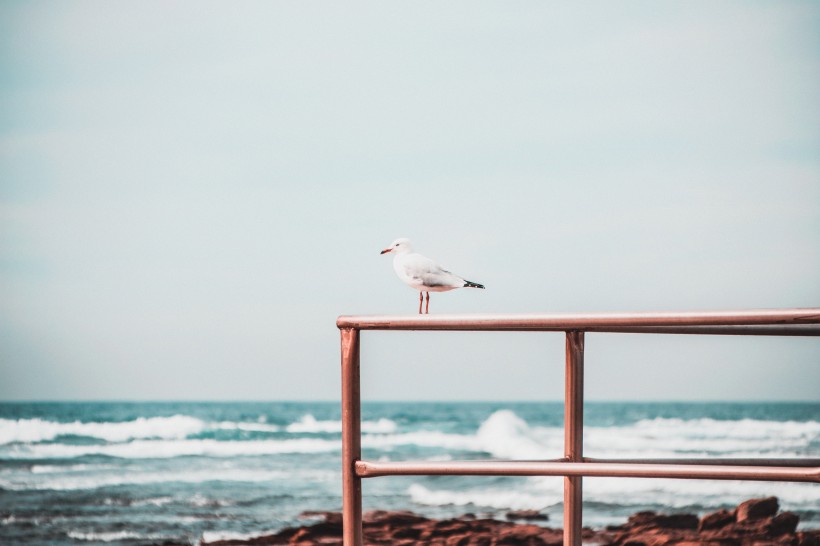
[380,238,485,314]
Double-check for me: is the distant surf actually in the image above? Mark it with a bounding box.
[0,401,817,544]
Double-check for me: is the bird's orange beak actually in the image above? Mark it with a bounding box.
[380,248,392,255]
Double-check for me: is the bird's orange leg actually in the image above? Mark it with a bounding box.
[425,292,430,314]
[418,292,423,314]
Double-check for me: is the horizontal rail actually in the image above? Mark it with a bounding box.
[586,457,820,467]
[587,325,820,336]
[355,459,820,483]
[337,308,820,332]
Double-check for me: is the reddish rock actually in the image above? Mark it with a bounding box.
[655,514,699,530]
[506,509,549,521]
[628,511,662,527]
[363,510,425,525]
[700,509,736,531]
[625,511,699,530]
[797,532,820,546]
[769,512,800,536]
[200,497,819,546]
[737,497,779,523]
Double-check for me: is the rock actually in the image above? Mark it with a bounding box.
[768,512,799,536]
[620,539,648,546]
[200,496,816,546]
[363,509,426,525]
[700,509,736,531]
[298,511,338,521]
[505,509,549,521]
[627,511,661,527]
[654,514,699,530]
[798,531,820,546]
[737,497,779,522]
[626,511,698,530]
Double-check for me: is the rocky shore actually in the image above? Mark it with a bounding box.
[201,497,819,546]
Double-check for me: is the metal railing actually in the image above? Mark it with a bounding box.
[337,309,820,546]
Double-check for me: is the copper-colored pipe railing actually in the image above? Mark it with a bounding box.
[337,309,820,331]
[338,308,820,546]
[564,331,584,541]
[340,328,362,546]
[354,459,820,482]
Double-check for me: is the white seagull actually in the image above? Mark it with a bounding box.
[380,238,485,314]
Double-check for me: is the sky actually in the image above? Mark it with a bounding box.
[1,2,819,402]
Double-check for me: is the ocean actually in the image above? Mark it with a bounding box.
[0,401,817,545]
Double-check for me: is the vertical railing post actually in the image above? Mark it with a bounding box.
[564,331,584,546]
[340,327,362,546]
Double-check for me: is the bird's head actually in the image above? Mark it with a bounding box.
[380,238,413,255]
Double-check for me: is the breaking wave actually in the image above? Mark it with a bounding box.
[1,409,815,461]
[1,401,817,540]
[68,530,177,542]
[0,467,336,491]
[409,476,820,512]
[2,437,341,459]
[286,414,397,434]
[0,415,207,444]
[0,414,398,445]
[409,482,562,511]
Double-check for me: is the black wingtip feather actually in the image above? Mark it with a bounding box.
[464,281,485,289]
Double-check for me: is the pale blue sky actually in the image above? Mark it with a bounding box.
[1,2,819,401]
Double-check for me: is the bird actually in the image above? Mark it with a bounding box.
[380,238,485,314]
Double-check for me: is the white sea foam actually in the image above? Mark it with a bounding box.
[0,467,337,491]
[410,476,819,513]
[286,414,397,434]
[188,493,233,508]
[433,410,818,461]
[363,430,476,450]
[585,417,820,458]
[0,429,470,460]
[68,530,175,542]
[1,410,814,463]
[215,421,281,433]
[0,416,287,446]
[0,415,207,444]
[581,476,820,508]
[200,529,275,545]
[0,414,403,446]
[361,410,562,459]
[2,437,342,460]
[0,424,498,461]
[30,463,116,474]
[125,496,174,507]
[362,410,560,458]
[406,409,819,513]
[475,409,560,459]
[408,483,562,510]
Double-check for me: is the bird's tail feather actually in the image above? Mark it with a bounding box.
[464,280,485,289]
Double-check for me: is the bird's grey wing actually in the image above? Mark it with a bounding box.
[403,257,462,287]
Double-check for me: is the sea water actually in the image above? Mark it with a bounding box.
[0,401,817,545]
